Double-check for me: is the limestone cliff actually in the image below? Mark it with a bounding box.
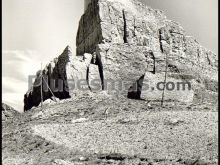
[24,0,218,110]
[76,0,218,103]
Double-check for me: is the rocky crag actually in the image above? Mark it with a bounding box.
[24,0,217,111]
[3,92,218,165]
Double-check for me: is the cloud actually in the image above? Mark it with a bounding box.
[2,50,44,112]
[3,86,17,93]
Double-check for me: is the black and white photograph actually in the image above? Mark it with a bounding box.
[2,0,218,164]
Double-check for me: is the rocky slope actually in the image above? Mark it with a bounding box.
[3,92,218,165]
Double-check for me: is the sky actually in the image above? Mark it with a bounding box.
[2,0,218,112]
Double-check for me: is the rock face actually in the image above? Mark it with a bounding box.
[76,0,218,103]
[24,0,218,110]
[24,47,102,111]
[2,103,19,121]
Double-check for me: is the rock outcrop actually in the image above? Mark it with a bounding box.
[2,103,19,121]
[76,0,218,103]
[24,0,218,110]
[24,46,102,111]
[24,46,72,111]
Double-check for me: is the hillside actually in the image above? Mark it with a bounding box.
[3,91,218,164]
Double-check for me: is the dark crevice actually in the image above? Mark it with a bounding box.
[98,154,126,161]
[91,53,96,64]
[122,9,128,43]
[169,31,184,36]
[161,42,170,107]
[206,53,211,65]
[104,48,110,61]
[95,53,105,90]
[127,74,145,99]
[86,53,104,91]
[133,17,136,37]
[86,65,92,91]
[86,55,93,90]
[183,36,187,52]
[159,29,164,53]
[97,154,210,165]
[150,51,156,74]
[168,64,180,73]
[144,51,156,74]
[140,158,148,161]
[197,48,200,58]
[197,48,201,63]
